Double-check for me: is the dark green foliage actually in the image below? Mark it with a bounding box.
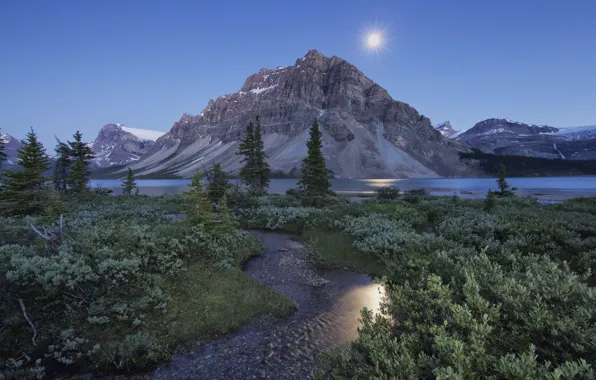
[403,188,429,204]
[206,163,230,204]
[497,163,509,192]
[237,117,270,195]
[121,168,139,195]
[212,195,238,236]
[298,118,331,196]
[309,195,596,378]
[0,194,292,377]
[0,128,51,215]
[67,131,94,191]
[225,183,259,209]
[483,189,497,212]
[459,149,596,176]
[185,169,213,226]
[269,168,300,178]
[68,156,87,191]
[375,186,400,200]
[253,118,270,193]
[53,139,71,192]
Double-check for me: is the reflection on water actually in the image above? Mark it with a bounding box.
[90,177,596,200]
[309,268,385,347]
[328,283,385,343]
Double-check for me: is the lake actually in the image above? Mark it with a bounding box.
[90,177,596,200]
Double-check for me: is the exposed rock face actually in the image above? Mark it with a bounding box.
[0,133,22,169]
[91,124,163,168]
[434,121,458,137]
[127,50,476,179]
[457,119,596,160]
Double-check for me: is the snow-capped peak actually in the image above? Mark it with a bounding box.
[120,126,165,141]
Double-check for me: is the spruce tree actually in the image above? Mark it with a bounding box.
[121,168,138,195]
[253,116,270,194]
[186,169,213,226]
[67,131,94,191]
[1,127,51,215]
[238,121,256,190]
[207,163,229,204]
[53,139,71,192]
[213,194,237,236]
[497,164,511,196]
[299,118,331,196]
[238,117,270,195]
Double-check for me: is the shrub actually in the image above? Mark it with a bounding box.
[239,206,323,233]
[375,186,400,200]
[318,250,596,379]
[0,195,263,375]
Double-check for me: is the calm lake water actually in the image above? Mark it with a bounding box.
[90,177,596,200]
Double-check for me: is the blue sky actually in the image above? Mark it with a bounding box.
[1,0,595,149]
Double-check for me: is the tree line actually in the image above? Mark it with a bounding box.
[0,128,96,215]
[0,116,332,215]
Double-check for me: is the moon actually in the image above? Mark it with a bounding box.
[367,33,381,48]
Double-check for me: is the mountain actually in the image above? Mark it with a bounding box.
[434,121,458,137]
[91,124,165,168]
[558,125,596,141]
[125,50,476,179]
[456,118,596,160]
[0,133,22,169]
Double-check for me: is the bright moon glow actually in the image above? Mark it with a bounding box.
[367,33,381,48]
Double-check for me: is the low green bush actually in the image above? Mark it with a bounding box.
[0,195,290,377]
[375,186,400,200]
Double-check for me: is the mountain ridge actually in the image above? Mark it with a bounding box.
[457,118,596,160]
[91,124,165,168]
[124,49,476,179]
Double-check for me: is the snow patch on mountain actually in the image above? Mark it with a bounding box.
[120,126,165,141]
[558,125,596,140]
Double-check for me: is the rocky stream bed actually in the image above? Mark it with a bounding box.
[151,231,382,380]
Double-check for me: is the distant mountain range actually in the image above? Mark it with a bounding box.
[3,51,595,178]
[455,118,596,160]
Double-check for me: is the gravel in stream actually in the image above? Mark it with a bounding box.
[152,232,375,380]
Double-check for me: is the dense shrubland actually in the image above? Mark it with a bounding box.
[4,125,596,378]
[0,190,294,378]
[235,191,596,378]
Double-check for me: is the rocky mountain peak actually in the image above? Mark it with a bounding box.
[129,50,476,179]
[91,124,162,168]
[435,121,458,137]
[0,132,22,168]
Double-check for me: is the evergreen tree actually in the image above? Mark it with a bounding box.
[1,128,51,215]
[67,131,94,191]
[238,121,256,190]
[497,164,511,196]
[185,169,213,226]
[121,168,138,195]
[253,116,271,194]
[213,195,237,236]
[238,117,270,195]
[53,138,71,192]
[207,163,230,204]
[299,118,331,196]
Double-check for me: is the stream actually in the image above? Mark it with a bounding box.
[152,232,384,380]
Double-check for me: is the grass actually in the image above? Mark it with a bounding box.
[303,230,386,277]
[156,262,296,348]
[82,262,295,371]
